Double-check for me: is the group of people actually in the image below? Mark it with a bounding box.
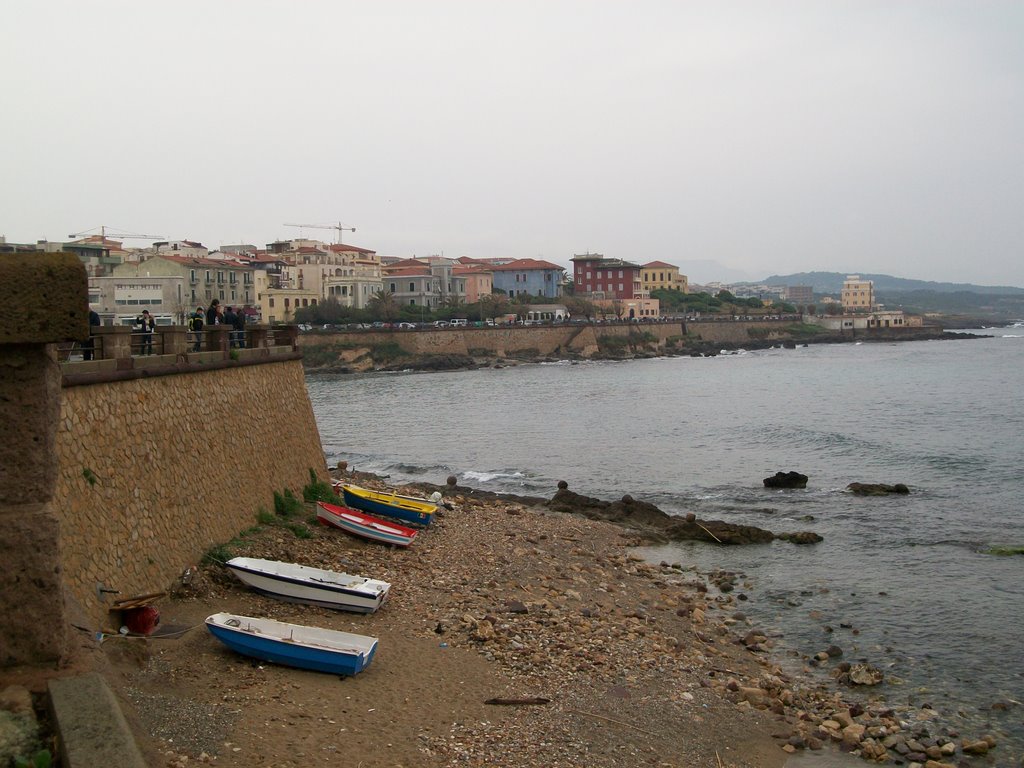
[187,299,247,352]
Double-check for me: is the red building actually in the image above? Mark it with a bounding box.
[571,253,643,299]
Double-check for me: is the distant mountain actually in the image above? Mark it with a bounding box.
[757,271,1024,296]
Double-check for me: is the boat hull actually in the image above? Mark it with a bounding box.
[225,557,389,613]
[205,613,378,676]
[339,484,437,526]
[316,502,418,547]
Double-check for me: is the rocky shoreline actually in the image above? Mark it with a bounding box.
[101,469,1007,768]
[301,328,981,375]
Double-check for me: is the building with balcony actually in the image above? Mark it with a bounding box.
[641,261,688,293]
[571,253,643,299]
[841,275,874,313]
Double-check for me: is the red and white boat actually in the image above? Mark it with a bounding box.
[316,501,419,547]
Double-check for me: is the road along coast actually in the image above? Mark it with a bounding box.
[106,471,1001,768]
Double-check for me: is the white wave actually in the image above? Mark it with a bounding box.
[1002,334,1022,339]
[462,470,525,483]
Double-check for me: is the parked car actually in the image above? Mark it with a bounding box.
[450,318,468,327]
[433,320,449,328]
[397,322,416,329]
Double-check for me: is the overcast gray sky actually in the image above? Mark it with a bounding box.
[3,1,1022,286]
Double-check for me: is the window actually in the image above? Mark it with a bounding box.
[390,283,396,292]
[618,283,624,292]
[269,298,275,308]
[219,290,224,300]
[409,282,415,292]
[189,269,196,282]
[618,270,623,278]
[284,298,290,308]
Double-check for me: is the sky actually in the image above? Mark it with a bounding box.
[2,1,1023,287]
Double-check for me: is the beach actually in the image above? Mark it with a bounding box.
[92,470,993,768]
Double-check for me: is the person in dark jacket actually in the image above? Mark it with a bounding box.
[135,309,155,355]
[223,306,237,346]
[231,306,247,348]
[189,307,205,352]
[83,309,101,360]
[206,299,221,326]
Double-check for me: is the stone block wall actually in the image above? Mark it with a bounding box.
[54,359,328,624]
[297,322,686,359]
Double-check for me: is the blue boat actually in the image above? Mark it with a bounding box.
[338,482,438,526]
[205,613,378,676]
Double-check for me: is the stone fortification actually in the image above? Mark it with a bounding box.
[54,359,328,626]
[297,322,685,358]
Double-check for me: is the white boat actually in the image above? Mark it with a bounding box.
[225,557,390,613]
[206,613,378,676]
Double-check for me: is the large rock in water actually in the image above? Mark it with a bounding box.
[763,471,808,489]
[546,488,777,545]
[846,482,910,495]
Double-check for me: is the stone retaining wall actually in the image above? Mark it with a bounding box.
[54,359,328,626]
[297,322,687,358]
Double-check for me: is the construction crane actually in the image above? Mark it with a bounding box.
[283,222,356,245]
[67,225,164,244]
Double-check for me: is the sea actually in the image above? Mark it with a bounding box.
[307,325,1024,761]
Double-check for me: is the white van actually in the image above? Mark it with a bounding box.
[450,318,468,327]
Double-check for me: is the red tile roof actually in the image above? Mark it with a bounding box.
[328,243,377,254]
[487,258,564,272]
[643,260,677,269]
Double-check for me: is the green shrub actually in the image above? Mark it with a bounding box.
[15,749,52,768]
[202,543,234,566]
[273,488,304,518]
[302,468,336,503]
[369,341,408,363]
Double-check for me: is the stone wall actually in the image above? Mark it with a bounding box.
[54,359,328,627]
[297,322,687,358]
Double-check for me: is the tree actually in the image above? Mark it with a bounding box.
[563,295,596,321]
[367,289,400,322]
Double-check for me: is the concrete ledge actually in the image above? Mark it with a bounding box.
[48,673,146,768]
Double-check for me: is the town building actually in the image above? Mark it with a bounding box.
[641,261,688,293]
[841,275,874,313]
[265,239,384,310]
[110,254,258,323]
[571,253,642,299]
[476,258,564,299]
[785,285,814,305]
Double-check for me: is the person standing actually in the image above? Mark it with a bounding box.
[223,306,238,346]
[232,306,247,348]
[135,309,155,355]
[189,306,205,352]
[206,299,221,326]
[83,309,101,360]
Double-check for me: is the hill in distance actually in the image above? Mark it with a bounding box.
[749,272,1024,320]
[756,271,1024,296]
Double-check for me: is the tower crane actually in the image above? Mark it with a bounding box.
[283,222,356,245]
[67,225,164,243]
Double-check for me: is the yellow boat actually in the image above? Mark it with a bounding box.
[337,483,438,526]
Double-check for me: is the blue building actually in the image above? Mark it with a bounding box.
[487,259,565,299]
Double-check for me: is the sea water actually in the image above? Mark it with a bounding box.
[307,329,1024,757]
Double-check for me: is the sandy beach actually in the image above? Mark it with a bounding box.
[86,472,979,767]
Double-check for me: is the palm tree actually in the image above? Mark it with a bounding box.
[368,289,399,322]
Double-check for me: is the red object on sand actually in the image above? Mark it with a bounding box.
[124,606,160,635]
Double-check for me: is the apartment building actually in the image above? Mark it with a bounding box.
[841,275,874,313]
[641,261,688,293]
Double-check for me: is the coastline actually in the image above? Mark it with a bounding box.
[298,326,981,375]
[107,471,997,767]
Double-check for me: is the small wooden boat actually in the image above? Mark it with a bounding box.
[225,557,390,613]
[337,482,438,526]
[205,613,378,676]
[316,502,419,547]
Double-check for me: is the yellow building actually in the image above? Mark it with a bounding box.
[641,261,688,293]
[841,275,874,312]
